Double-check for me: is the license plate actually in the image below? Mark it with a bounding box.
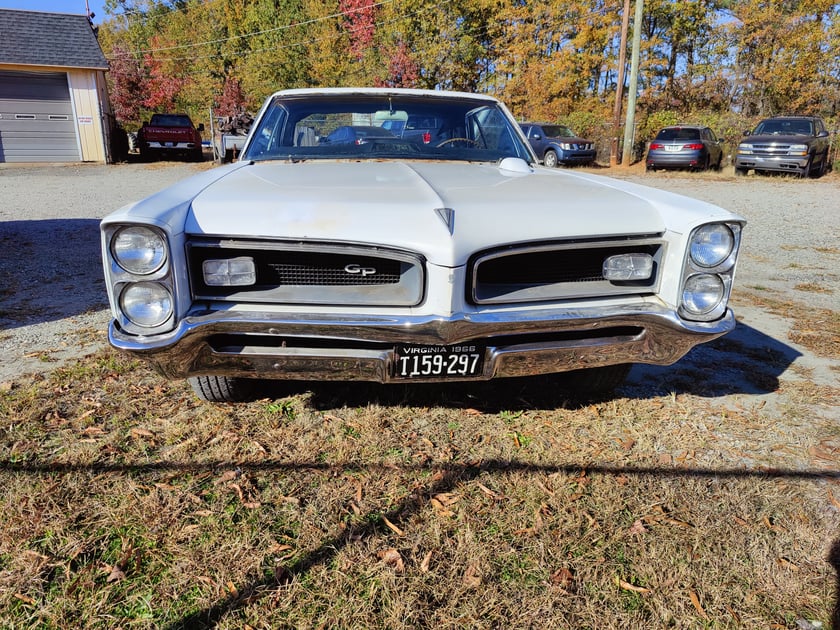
[665,145,681,152]
[393,344,484,379]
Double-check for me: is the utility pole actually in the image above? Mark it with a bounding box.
[610,0,631,167]
[622,0,644,166]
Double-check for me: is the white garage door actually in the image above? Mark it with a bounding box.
[0,70,80,162]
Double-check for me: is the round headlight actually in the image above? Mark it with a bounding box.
[120,282,173,328]
[682,274,725,316]
[690,224,734,268]
[112,226,167,274]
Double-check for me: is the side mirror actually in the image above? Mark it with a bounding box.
[743,130,751,136]
[197,123,205,132]
[817,130,828,138]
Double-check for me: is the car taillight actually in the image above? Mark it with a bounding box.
[649,142,664,150]
[683,143,704,150]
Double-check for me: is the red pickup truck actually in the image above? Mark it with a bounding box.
[137,113,204,162]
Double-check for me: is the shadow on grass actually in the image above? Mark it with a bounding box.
[233,318,800,412]
[1,458,837,629]
[831,537,840,629]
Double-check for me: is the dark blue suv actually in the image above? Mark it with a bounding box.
[519,122,596,168]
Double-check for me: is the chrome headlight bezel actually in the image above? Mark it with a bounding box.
[679,221,743,322]
[103,222,178,335]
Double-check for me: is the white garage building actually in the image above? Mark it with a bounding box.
[0,8,113,163]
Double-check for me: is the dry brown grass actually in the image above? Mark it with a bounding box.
[736,289,840,358]
[2,349,839,629]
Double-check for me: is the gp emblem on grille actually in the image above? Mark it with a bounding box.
[344,263,377,277]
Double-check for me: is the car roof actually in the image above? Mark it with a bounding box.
[268,87,501,104]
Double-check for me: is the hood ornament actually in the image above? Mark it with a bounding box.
[434,207,455,234]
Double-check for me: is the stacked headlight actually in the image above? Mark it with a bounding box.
[680,222,742,321]
[105,225,175,332]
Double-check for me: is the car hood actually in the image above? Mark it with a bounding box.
[743,133,813,144]
[547,135,592,144]
[105,160,734,268]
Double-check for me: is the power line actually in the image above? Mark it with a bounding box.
[134,0,448,74]
[107,0,397,58]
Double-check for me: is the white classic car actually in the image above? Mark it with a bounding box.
[101,88,745,402]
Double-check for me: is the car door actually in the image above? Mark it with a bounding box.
[704,128,721,165]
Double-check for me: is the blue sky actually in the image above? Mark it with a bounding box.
[0,0,108,23]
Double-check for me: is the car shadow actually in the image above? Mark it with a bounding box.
[831,536,840,629]
[254,319,800,411]
[0,218,108,330]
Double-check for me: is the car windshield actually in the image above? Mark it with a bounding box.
[655,128,700,141]
[149,114,192,127]
[242,93,533,164]
[754,120,813,135]
[540,125,575,138]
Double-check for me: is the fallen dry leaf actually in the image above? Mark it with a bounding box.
[827,489,840,510]
[106,565,126,583]
[214,470,240,485]
[776,557,799,572]
[14,593,36,605]
[419,550,433,573]
[130,427,155,439]
[463,564,482,588]
[627,520,647,536]
[689,590,709,619]
[377,548,405,572]
[550,567,574,588]
[382,516,404,536]
[619,437,636,451]
[618,579,649,594]
[476,482,500,499]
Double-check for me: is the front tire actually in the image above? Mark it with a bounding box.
[734,166,748,176]
[543,150,558,168]
[799,157,812,178]
[189,375,257,403]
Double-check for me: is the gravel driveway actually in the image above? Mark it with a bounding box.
[1,163,838,405]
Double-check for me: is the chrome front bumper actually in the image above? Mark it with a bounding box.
[109,304,736,383]
[735,155,808,172]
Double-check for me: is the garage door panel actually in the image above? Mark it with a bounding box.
[0,70,79,163]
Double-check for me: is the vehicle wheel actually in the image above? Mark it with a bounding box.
[543,150,558,168]
[190,148,204,162]
[734,166,748,176]
[224,149,235,163]
[799,158,812,178]
[815,152,828,177]
[715,155,723,171]
[557,364,632,397]
[700,156,711,171]
[188,375,257,403]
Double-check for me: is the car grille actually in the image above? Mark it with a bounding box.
[470,237,664,304]
[188,238,424,306]
[750,143,795,156]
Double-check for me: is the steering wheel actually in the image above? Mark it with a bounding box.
[436,137,480,148]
